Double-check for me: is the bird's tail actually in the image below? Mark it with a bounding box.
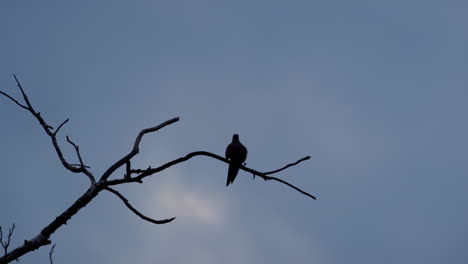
[226,164,240,186]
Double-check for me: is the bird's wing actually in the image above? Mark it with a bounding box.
[226,143,234,159]
[239,144,248,163]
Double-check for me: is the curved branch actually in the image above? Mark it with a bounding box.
[106,151,316,200]
[104,187,175,224]
[264,156,311,175]
[99,117,180,182]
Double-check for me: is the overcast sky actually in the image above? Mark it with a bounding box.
[1,0,468,263]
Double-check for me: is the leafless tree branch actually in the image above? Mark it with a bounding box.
[264,156,311,175]
[0,75,315,264]
[0,224,15,257]
[53,119,69,136]
[104,187,175,224]
[98,117,180,182]
[12,74,53,130]
[0,184,101,264]
[13,75,34,112]
[0,91,28,110]
[106,151,316,200]
[48,244,55,264]
[1,75,95,182]
[124,161,131,179]
[70,164,91,168]
[66,136,95,183]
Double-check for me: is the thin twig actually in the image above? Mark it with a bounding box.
[66,136,84,167]
[13,74,34,111]
[66,136,95,183]
[12,75,53,130]
[264,156,311,175]
[54,119,69,136]
[70,164,91,168]
[106,151,316,200]
[0,223,15,257]
[0,91,28,110]
[104,187,175,224]
[48,244,55,264]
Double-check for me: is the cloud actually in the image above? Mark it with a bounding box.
[152,181,226,225]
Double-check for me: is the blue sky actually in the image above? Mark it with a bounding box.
[1,0,468,263]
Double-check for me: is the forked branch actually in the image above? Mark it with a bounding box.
[66,136,95,183]
[0,224,16,257]
[1,75,96,184]
[98,117,180,182]
[0,75,315,264]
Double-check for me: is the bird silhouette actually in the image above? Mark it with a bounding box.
[225,134,248,186]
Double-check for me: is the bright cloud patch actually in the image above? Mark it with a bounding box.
[153,182,225,224]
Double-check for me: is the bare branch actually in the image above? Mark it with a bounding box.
[50,134,83,174]
[104,187,175,224]
[264,156,311,175]
[128,169,146,174]
[12,75,53,131]
[70,164,91,168]
[66,136,95,184]
[1,76,315,263]
[1,75,96,184]
[124,160,131,179]
[53,119,69,136]
[13,74,34,111]
[0,184,101,264]
[0,223,15,257]
[260,175,316,200]
[106,151,316,200]
[99,117,180,182]
[0,91,28,110]
[48,244,55,264]
[66,136,84,167]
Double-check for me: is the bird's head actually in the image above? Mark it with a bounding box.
[232,134,239,141]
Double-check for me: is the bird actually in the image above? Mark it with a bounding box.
[225,134,248,186]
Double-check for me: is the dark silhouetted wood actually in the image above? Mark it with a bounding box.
[0,75,315,264]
